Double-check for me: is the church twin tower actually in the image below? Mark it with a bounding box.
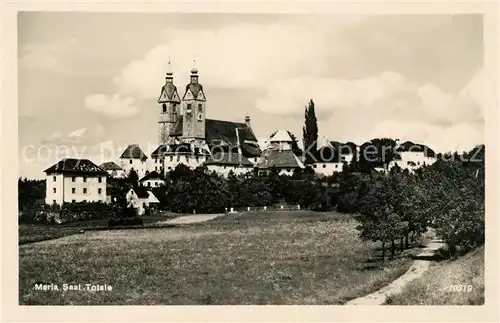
[157,65,207,146]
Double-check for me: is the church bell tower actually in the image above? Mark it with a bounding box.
[181,62,206,145]
[157,62,181,146]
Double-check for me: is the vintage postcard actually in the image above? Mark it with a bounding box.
[2,1,498,322]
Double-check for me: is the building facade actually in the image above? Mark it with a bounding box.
[44,158,107,205]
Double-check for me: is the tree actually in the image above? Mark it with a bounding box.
[127,169,139,186]
[302,99,318,165]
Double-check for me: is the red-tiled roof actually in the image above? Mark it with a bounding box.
[44,158,107,175]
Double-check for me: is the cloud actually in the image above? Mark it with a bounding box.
[254,70,483,152]
[94,18,484,153]
[67,127,87,137]
[112,23,342,100]
[20,38,77,72]
[84,94,139,119]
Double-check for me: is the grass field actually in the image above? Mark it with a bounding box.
[385,246,485,305]
[19,211,415,305]
[18,212,180,245]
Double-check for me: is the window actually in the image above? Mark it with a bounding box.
[98,177,102,183]
[53,188,56,193]
[83,177,87,182]
[130,160,133,164]
[185,156,189,162]
[198,103,202,110]
[155,182,159,187]
[72,176,76,182]
[195,156,199,162]
[147,182,151,187]
[155,159,158,164]
[72,188,76,194]
[155,166,158,171]
[53,176,56,181]
[53,200,56,204]
[170,156,173,162]
[98,188,102,194]
[177,156,180,162]
[323,164,326,168]
[168,167,172,170]
[187,103,192,112]
[162,103,167,113]
[313,164,317,168]
[83,188,87,194]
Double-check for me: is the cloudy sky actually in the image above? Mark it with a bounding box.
[18,12,485,179]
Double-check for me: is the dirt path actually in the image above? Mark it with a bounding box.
[159,213,223,225]
[345,239,447,305]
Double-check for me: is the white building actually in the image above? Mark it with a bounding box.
[44,158,107,205]
[205,150,255,177]
[138,171,166,188]
[312,140,357,176]
[125,187,160,215]
[387,141,437,173]
[100,161,126,178]
[118,144,149,178]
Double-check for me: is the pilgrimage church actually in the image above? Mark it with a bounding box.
[117,63,264,178]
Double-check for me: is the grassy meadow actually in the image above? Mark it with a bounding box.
[385,246,485,305]
[19,211,416,305]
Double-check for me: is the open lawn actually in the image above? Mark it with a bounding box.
[19,211,415,305]
[18,212,180,245]
[385,246,484,305]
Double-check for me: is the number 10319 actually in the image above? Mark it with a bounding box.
[448,284,473,292]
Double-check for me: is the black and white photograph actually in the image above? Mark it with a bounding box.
[4,2,497,318]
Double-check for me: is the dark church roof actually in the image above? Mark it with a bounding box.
[151,143,211,157]
[159,82,180,103]
[184,82,204,100]
[120,144,148,160]
[169,118,261,158]
[45,158,107,175]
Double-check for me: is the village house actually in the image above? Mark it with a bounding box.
[312,138,357,176]
[118,144,148,178]
[256,129,305,176]
[125,187,160,216]
[138,171,166,188]
[44,158,107,205]
[100,161,126,178]
[387,141,437,173]
[205,148,255,176]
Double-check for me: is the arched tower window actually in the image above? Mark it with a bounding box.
[197,104,203,121]
[162,104,167,113]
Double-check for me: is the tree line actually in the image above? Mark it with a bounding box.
[338,145,485,260]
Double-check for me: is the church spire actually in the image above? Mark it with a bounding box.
[190,59,199,84]
[165,57,173,83]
